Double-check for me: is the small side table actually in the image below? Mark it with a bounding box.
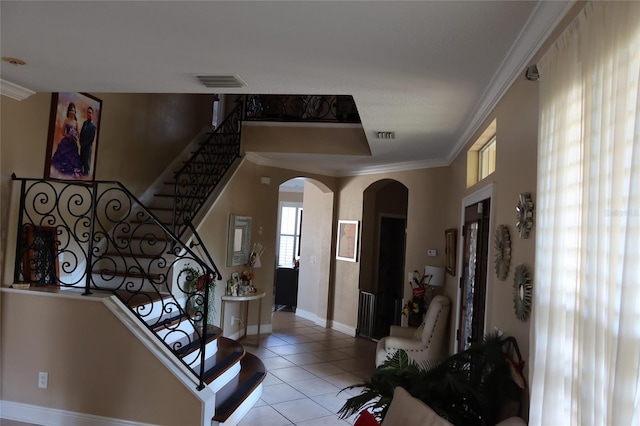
[220,290,266,346]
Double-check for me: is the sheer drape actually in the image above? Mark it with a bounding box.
[531,2,640,425]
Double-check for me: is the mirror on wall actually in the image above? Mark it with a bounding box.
[227,215,252,266]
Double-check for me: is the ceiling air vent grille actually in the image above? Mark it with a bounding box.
[376,131,395,140]
[197,75,246,88]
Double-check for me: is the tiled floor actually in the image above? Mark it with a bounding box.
[240,309,377,426]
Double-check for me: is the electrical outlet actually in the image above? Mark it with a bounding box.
[408,272,414,282]
[38,372,48,389]
[428,249,437,257]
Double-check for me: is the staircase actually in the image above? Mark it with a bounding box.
[12,101,266,425]
[114,290,267,425]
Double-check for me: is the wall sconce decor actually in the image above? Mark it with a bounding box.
[516,192,535,238]
[494,225,511,281]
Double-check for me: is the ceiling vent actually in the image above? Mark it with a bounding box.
[197,75,246,88]
[376,131,395,140]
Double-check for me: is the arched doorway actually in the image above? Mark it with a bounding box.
[357,179,408,340]
[275,177,335,326]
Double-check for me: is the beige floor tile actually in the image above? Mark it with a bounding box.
[313,349,352,362]
[269,344,309,356]
[261,383,307,405]
[263,356,297,370]
[295,415,351,425]
[270,366,319,382]
[282,352,325,366]
[301,362,346,377]
[289,377,341,397]
[271,398,333,423]
[244,310,376,425]
[238,405,293,426]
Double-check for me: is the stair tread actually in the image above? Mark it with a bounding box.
[93,269,163,279]
[169,326,223,357]
[114,289,172,308]
[102,251,173,259]
[213,352,267,422]
[202,337,246,385]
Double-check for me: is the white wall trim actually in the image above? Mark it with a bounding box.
[330,320,356,337]
[0,400,158,426]
[0,79,35,101]
[294,308,334,330]
[453,183,496,353]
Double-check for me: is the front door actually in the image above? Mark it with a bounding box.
[457,198,490,351]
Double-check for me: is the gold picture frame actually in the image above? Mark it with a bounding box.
[445,228,457,276]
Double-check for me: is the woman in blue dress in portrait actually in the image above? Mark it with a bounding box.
[51,102,83,177]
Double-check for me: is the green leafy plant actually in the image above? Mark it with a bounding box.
[338,333,522,426]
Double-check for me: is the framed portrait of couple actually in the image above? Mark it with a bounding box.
[44,92,102,181]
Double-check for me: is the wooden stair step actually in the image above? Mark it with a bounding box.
[170,326,222,357]
[202,337,245,385]
[213,352,267,423]
[153,193,203,199]
[102,251,170,259]
[95,270,162,280]
[114,289,171,308]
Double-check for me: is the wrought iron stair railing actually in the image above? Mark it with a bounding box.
[171,102,243,240]
[12,174,220,391]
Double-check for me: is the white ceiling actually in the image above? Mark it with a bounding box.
[0,1,574,176]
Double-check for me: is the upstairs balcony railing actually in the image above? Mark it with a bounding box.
[12,175,221,390]
[243,94,360,123]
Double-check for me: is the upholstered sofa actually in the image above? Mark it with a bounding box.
[375,295,451,366]
[355,386,527,426]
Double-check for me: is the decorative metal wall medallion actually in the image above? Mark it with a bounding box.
[494,225,511,281]
[515,192,534,238]
[513,264,532,322]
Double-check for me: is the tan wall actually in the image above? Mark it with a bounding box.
[0,92,213,410]
[195,160,337,335]
[297,180,334,322]
[0,92,213,284]
[0,291,201,425]
[332,168,451,329]
[444,75,539,374]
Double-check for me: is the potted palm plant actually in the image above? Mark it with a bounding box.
[338,333,525,426]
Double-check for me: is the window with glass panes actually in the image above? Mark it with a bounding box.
[277,203,303,266]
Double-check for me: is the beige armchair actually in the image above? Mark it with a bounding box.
[375,295,451,366]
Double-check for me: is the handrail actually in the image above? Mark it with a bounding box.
[172,103,243,240]
[11,174,219,391]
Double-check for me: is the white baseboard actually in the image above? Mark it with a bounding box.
[293,307,319,324]
[225,324,273,341]
[330,320,356,337]
[0,400,158,426]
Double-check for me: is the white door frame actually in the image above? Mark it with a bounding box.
[452,183,495,353]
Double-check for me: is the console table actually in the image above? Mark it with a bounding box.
[220,290,266,346]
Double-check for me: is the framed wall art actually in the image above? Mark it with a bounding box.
[45,92,102,181]
[336,220,359,262]
[444,228,457,276]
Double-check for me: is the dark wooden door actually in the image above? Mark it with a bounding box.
[373,216,406,339]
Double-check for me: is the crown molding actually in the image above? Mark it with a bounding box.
[244,151,447,178]
[0,79,35,101]
[446,0,577,165]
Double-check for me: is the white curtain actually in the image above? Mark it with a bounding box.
[531,2,640,425]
